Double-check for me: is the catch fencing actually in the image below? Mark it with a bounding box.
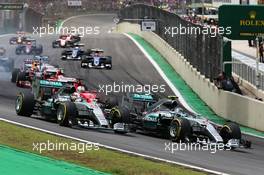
[232,57,264,91]
[119,4,222,81]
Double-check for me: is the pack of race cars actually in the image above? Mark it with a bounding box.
[9,32,112,69]
[4,32,252,150]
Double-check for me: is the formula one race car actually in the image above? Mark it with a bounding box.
[41,66,77,84]
[110,93,251,149]
[9,31,28,45]
[0,47,14,72]
[52,34,81,48]
[61,44,85,60]
[15,79,128,133]
[11,58,41,88]
[81,48,112,69]
[15,39,43,55]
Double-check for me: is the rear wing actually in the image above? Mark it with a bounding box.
[129,93,156,102]
[39,80,63,88]
[32,79,64,99]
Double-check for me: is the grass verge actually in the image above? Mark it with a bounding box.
[0,121,206,175]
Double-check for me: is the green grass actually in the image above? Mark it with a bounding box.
[0,121,206,175]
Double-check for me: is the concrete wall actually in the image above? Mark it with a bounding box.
[116,22,264,132]
[233,73,264,100]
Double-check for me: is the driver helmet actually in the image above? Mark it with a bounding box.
[76,86,85,93]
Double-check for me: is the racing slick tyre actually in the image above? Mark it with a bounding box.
[9,38,16,45]
[106,63,112,70]
[111,106,130,125]
[61,55,67,60]
[110,107,130,134]
[16,71,27,87]
[219,122,241,144]
[52,41,58,48]
[105,56,112,70]
[15,48,22,55]
[169,118,192,142]
[11,68,20,83]
[35,45,43,55]
[65,42,71,48]
[80,61,87,68]
[57,102,78,127]
[15,91,35,117]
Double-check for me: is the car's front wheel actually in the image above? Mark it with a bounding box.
[169,118,192,142]
[57,102,78,127]
[15,48,21,55]
[11,68,19,83]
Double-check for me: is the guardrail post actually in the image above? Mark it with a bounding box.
[223,39,232,77]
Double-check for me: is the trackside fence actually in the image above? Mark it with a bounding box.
[119,4,222,81]
[232,57,264,91]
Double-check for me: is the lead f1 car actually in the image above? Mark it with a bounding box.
[81,48,112,69]
[15,79,128,133]
[110,93,251,149]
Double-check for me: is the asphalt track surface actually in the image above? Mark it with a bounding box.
[0,14,263,175]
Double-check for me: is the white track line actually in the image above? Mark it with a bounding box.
[0,118,228,175]
[123,33,196,114]
[124,33,264,140]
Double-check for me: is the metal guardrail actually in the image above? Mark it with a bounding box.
[119,4,222,81]
[1,8,42,33]
[232,57,264,90]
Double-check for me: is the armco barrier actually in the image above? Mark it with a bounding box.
[119,4,222,82]
[117,22,264,132]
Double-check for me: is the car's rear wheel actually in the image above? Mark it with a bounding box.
[15,48,21,55]
[16,71,27,87]
[169,118,192,142]
[16,91,35,117]
[11,68,19,83]
[110,107,130,125]
[57,102,78,127]
[61,55,67,60]
[52,41,57,48]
